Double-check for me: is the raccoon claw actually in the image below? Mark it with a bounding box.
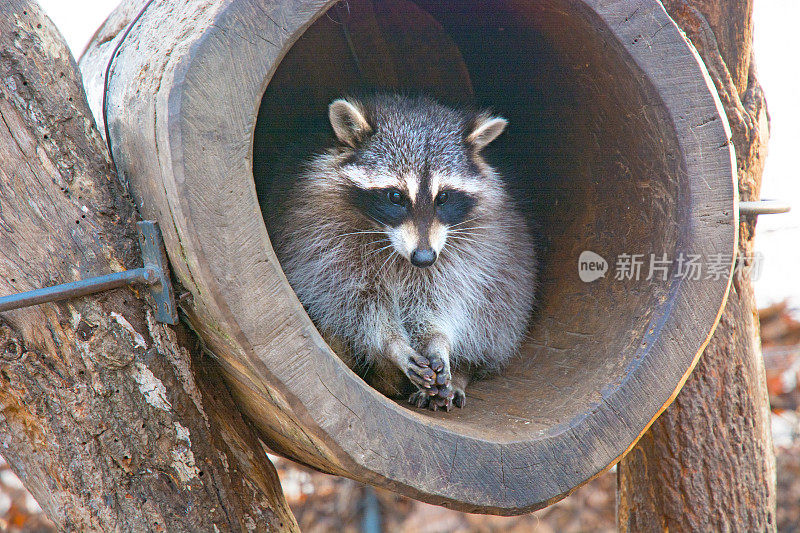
[431,384,465,412]
[423,353,450,388]
[453,388,466,408]
[408,390,431,409]
[430,365,451,393]
[428,356,445,373]
[410,353,431,368]
[432,395,452,412]
[405,356,435,388]
[408,389,444,410]
[438,384,456,400]
[408,385,464,411]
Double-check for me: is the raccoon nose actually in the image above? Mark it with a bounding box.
[410,248,437,268]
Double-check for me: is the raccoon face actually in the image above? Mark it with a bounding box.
[345,177,477,268]
[329,96,508,268]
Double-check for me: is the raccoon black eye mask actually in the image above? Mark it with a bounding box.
[272,93,537,411]
[346,187,477,237]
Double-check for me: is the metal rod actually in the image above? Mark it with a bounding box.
[739,200,791,216]
[360,486,382,533]
[0,267,158,313]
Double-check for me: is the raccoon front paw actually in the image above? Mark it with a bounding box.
[431,361,451,389]
[420,349,450,385]
[430,384,456,412]
[408,390,433,409]
[453,387,466,408]
[404,353,436,390]
[409,385,466,411]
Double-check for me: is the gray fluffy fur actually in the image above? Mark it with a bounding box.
[270,94,536,410]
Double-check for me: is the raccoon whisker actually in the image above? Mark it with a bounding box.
[448,217,482,229]
[338,230,388,238]
[443,242,481,255]
[363,243,395,257]
[365,214,389,229]
[446,236,511,249]
[361,245,391,257]
[450,225,519,231]
[446,236,508,253]
[360,237,391,247]
[376,250,398,275]
[446,235,482,245]
[451,225,516,230]
[446,237,483,245]
[365,237,391,243]
[447,231,490,237]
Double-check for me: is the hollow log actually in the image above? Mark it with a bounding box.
[80,0,738,514]
[0,2,298,531]
[617,0,777,530]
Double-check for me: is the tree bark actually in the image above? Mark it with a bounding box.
[0,2,298,531]
[617,0,776,530]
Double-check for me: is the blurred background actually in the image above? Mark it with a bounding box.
[2,1,798,531]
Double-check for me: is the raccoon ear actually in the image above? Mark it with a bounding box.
[466,114,508,151]
[329,99,372,147]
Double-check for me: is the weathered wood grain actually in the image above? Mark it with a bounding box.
[80,0,738,513]
[617,0,776,529]
[0,2,298,530]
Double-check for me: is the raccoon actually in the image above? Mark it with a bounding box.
[270,94,536,411]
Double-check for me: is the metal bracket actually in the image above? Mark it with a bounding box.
[739,199,791,216]
[137,221,178,324]
[0,221,177,324]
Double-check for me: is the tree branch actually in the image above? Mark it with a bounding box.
[0,2,297,530]
[618,1,776,530]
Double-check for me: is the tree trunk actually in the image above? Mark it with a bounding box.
[617,0,776,530]
[0,2,298,531]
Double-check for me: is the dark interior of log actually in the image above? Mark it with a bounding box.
[253,0,682,440]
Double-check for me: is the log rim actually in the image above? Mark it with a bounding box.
[95,0,738,514]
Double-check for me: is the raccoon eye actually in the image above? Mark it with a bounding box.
[387,189,404,205]
[435,191,449,206]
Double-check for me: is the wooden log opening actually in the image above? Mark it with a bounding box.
[80,0,738,514]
